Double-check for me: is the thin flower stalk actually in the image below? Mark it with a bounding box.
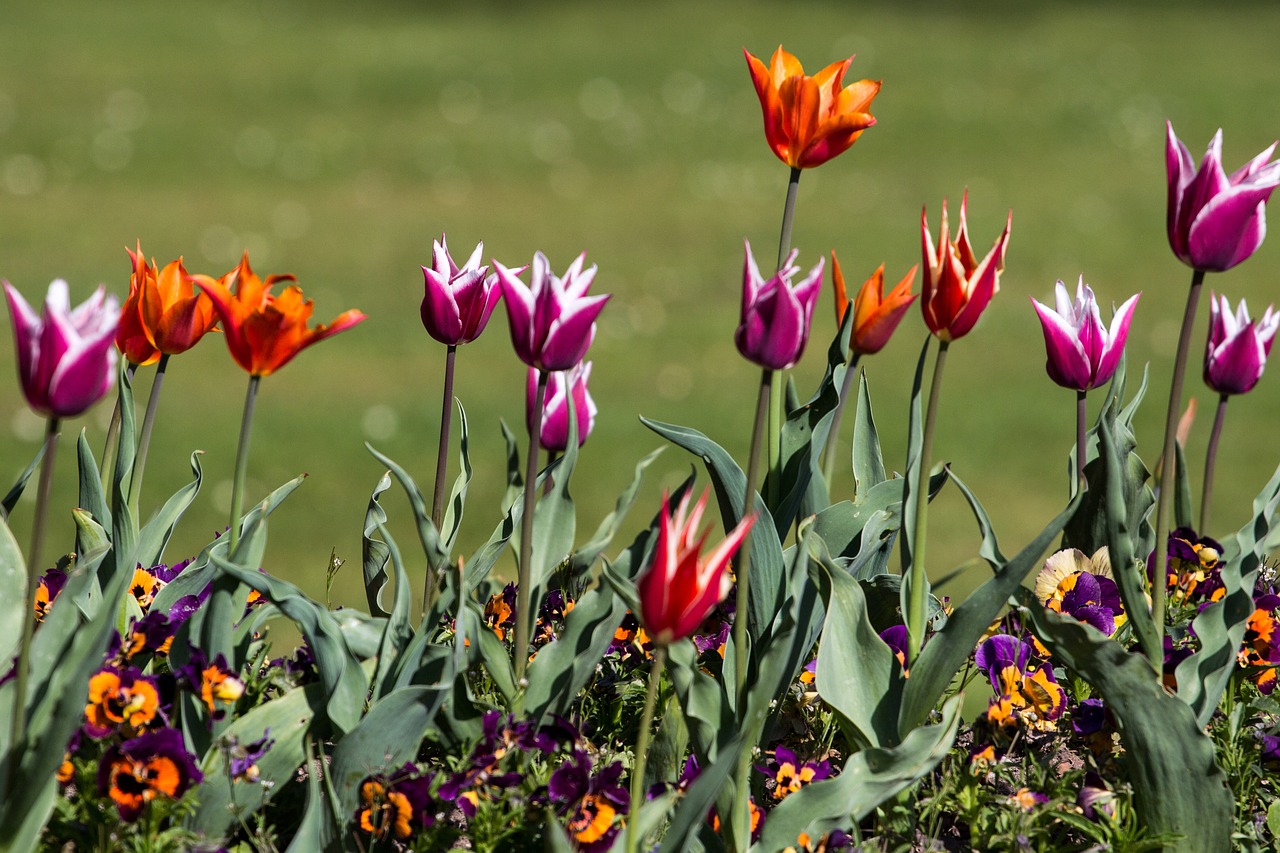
[128,353,169,513]
[227,376,261,556]
[1200,393,1229,532]
[625,644,666,853]
[767,167,801,507]
[906,339,947,664]
[1075,389,1087,494]
[426,344,457,616]
[513,369,550,684]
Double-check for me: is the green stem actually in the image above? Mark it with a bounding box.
[626,644,666,853]
[425,344,457,617]
[514,369,549,684]
[822,353,862,493]
[129,353,169,515]
[1075,389,1087,496]
[766,167,802,509]
[731,369,770,851]
[228,376,261,556]
[1200,393,1229,534]
[907,339,948,665]
[9,416,59,779]
[100,363,136,491]
[1152,268,1205,672]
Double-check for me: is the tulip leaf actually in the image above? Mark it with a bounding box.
[441,399,473,554]
[210,555,369,736]
[369,520,414,701]
[1,441,44,519]
[0,514,27,688]
[1173,436,1194,530]
[898,489,1082,737]
[130,450,203,570]
[852,369,887,498]
[1017,591,1233,852]
[639,416,785,641]
[757,697,961,852]
[286,737,341,853]
[898,335,932,644]
[1177,463,1280,725]
[74,431,110,535]
[109,364,138,579]
[948,469,1008,569]
[529,382,578,611]
[365,442,449,572]
[568,446,663,577]
[667,637,734,763]
[656,728,746,853]
[362,471,393,617]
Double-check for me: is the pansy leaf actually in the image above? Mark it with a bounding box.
[1017,591,1233,852]
[1,441,44,519]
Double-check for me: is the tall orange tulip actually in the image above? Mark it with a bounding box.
[831,252,918,355]
[920,192,1012,341]
[744,46,881,170]
[194,253,366,377]
[116,243,161,366]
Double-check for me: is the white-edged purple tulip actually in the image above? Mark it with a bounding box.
[1030,277,1139,392]
[495,251,610,371]
[528,362,596,452]
[1204,293,1280,395]
[419,234,504,346]
[734,241,823,371]
[1166,122,1280,272]
[4,279,119,418]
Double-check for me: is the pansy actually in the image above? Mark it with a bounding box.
[84,665,163,739]
[976,634,1066,733]
[1150,527,1224,605]
[128,566,166,612]
[97,728,201,822]
[762,746,832,802]
[1011,787,1049,811]
[548,750,628,852]
[33,567,68,622]
[120,609,179,660]
[880,624,910,671]
[1239,594,1280,693]
[484,583,517,642]
[177,650,245,721]
[356,764,435,841]
[226,729,275,783]
[1035,547,1124,635]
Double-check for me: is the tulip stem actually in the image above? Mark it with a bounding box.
[514,370,549,684]
[1200,393,1230,534]
[731,368,770,851]
[9,416,59,775]
[626,643,666,853]
[766,167,802,509]
[100,363,136,492]
[822,354,862,494]
[129,354,169,515]
[1151,268,1205,673]
[228,376,260,557]
[425,344,457,617]
[907,339,947,665]
[1075,389,1087,496]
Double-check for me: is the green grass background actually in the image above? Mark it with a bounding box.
[3,1,1280,611]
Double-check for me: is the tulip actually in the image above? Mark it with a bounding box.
[1030,277,1140,392]
[744,46,881,170]
[4,279,120,418]
[832,253,918,356]
[137,253,219,356]
[920,193,1011,341]
[1204,293,1279,395]
[636,488,755,646]
[735,241,824,371]
[528,362,596,452]
[194,252,366,377]
[1166,122,1280,272]
[495,251,610,372]
[116,244,160,366]
[420,234,503,346]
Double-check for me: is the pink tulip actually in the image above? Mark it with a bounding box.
[1030,277,1140,392]
[4,279,119,418]
[528,362,596,452]
[735,241,823,370]
[1166,122,1280,272]
[636,488,755,646]
[495,251,610,371]
[1204,293,1280,395]
[419,234,503,346]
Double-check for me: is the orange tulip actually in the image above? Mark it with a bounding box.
[920,192,1012,342]
[116,243,161,366]
[744,46,881,170]
[194,253,366,377]
[831,251,918,355]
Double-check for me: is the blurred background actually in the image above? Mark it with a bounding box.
[3,1,1279,609]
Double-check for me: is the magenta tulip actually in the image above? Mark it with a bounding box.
[1204,293,1280,395]
[1166,122,1280,272]
[495,251,610,372]
[734,241,824,370]
[419,234,503,346]
[528,361,596,452]
[4,279,120,418]
[636,488,755,646]
[1030,277,1140,392]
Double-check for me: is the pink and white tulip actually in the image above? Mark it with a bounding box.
[528,361,596,452]
[4,279,120,418]
[496,251,610,372]
[1030,277,1139,392]
[734,241,824,371]
[1204,293,1280,395]
[419,234,504,346]
[1166,122,1280,272]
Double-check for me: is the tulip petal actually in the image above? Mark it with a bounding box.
[1031,297,1091,390]
[1094,292,1140,387]
[1189,189,1273,271]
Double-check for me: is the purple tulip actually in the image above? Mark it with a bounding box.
[528,361,596,452]
[4,279,119,419]
[1030,277,1139,391]
[1204,293,1280,395]
[419,234,504,346]
[1166,121,1280,272]
[734,241,823,370]
[495,251,610,371]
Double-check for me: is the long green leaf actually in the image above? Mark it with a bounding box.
[370,520,414,700]
[1,442,44,519]
[130,450,203,570]
[441,400,473,554]
[898,335,932,641]
[567,446,663,577]
[851,370,886,499]
[365,443,449,571]
[362,471,393,617]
